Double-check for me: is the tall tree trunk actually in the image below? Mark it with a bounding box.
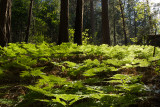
[74,0,84,45]
[0,0,12,47]
[6,0,12,43]
[113,0,116,46]
[134,10,137,37]
[119,0,127,45]
[153,27,157,57]
[25,0,33,43]
[90,0,95,42]
[127,0,132,40]
[58,0,69,45]
[102,0,110,45]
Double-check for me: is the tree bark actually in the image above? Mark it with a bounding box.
[74,0,84,45]
[6,0,12,43]
[134,10,137,37]
[119,0,127,45]
[113,0,116,46]
[102,0,110,45]
[0,0,12,47]
[90,0,95,42]
[58,0,69,45]
[25,0,33,43]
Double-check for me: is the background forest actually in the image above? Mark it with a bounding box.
[0,0,160,46]
[0,0,160,107]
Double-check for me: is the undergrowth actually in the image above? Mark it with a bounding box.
[0,42,160,107]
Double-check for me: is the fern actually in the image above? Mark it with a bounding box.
[109,74,142,84]
[63,61,77,68]
[20,67,45,78]
[1,43,160,106]
[108,74,146,94]
[0,99,16,106]
[83,67,106,77]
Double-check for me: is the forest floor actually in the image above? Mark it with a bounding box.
[0,43,160,107]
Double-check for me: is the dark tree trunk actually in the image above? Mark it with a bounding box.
[119,0,127,45]
[134,10,137,37]
[25,0,33,43]
[0,0,12,47]
[153,28,157,57]
[58,0,69,45]
[74,0,84,45]
[127,0,132,41]
[113,18,116,45]
[6,0,12,43]
[102,0,110,45]
[113,0,116,46]
[90,0,95,42]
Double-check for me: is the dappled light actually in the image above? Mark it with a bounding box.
[0,0,160,106]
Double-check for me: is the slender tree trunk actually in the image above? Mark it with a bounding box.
[127,0,132,40]
[0,0,12,47]
[153,27,157,57]
[102,0,110,45]
[74,0,84,45]
[90,0,95,42]
[58,0,69,45]
[6,0,12,43]
[32,17,35,36]
[134,10,137,37]
[113,0,116,46]
[25,0,33,43]
[119,0,127,45]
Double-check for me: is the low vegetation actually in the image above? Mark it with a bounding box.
[0,43,160,107]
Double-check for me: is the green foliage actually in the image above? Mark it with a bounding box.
[69,29,92,45]
[109,74,142,85]
[69,29,75,42]
[0,43,160,106]
[0,68,3,76]
[0,99,16,106]
[130,37,138,43]
[20,67,45,78]
[29,34,45,43]
[11,0,30,42]
[134,2,146,21]
[108,74,147,94]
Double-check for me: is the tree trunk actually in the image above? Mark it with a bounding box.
[6,0,12,43]
[113,0,116,46]
[119,0,127,45]
[127,0,132,40]
[102,0,110,45]
[134,10,137,37]
[58,0,69,45]
[90,0,95,42]
[0,0,12,47]
[74,0,84,45]
[25,0,33,43]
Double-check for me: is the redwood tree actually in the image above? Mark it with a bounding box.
[58,0,69,45]
[101,0,110,45]
[74,0,84,45]
[0,0,12,47]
